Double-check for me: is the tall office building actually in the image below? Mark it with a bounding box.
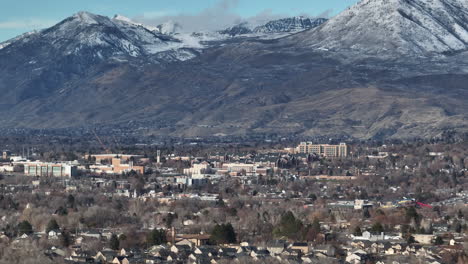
[296,142,348,157]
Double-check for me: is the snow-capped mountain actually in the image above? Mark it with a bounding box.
[0,31,38,50]
[46,11,192,59]
[297,0,468,55]
[0,11,199,62]
[113,14,158,31]
[0,5,467,139]
[253,17,327,33]
[219,17,327,37]
[219,22,253,36]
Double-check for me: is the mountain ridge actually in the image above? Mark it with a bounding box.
[292,0,468,55]
[0,1,467,139]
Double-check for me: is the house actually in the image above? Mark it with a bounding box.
[385,243,405,255]
[194,246,219,257]
[266,240,286,255]
[354,231,385,241]
[175,238,195,247]
[237,246,258,254]
[370,242,391,254]
[80,229,102,239]
[143,256,163,264]
[112,256,130,264]
[280,248,302,258]
[49,247,67,257]
[177,234,211,247]
[95,250,116,263]
[313,244,336,257]
[48,230,61,239]
[218,247,237,258]
[170,244,192,254]
[346,250,370,264]
[290,242,309,254]
[251,249,271,259]
[189,253,217,264]
[413,234,435,245]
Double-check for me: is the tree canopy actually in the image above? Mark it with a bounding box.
[210,223,236,245]
[17,220,33,236]
[273,211,304,240]
[109,234,120,250]
[46,219,60,233]
[147,229,167,247]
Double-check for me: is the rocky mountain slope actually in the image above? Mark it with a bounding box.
[220,17,328,36]
[254,17,328,34]
[0,0,467,139]
[293,0,468,55]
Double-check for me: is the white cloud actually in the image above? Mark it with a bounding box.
[0,18,57,29]
[133,0,323,33]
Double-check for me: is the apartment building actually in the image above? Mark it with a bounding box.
[296,142,348,157]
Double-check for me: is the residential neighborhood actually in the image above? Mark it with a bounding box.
[0,136,466,263]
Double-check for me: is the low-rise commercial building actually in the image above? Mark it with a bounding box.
[24,162,78,177]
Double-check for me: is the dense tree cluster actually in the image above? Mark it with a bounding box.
[210,223,237,244]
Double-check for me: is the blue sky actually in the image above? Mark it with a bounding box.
[0,0,359,42]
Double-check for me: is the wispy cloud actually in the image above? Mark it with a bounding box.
[141,10,173,19]
[133,0,324,33]
[0,18,56,30]
[134,0,241,32]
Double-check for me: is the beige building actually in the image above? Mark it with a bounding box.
[85,154,145,174]
[297,142,348,157]
[85,154,143,164]
[183,162,211,176]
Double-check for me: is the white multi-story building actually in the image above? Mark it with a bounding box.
[296,142,348,157]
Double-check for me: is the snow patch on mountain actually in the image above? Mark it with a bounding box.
[253,16,327,33]
[113,14,158,31]
[0,31,38,50]
[219,16,327,39]
[297,0,468,55]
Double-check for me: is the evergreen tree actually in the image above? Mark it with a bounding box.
[434,236,444,245]
[56,206,68,216]
[17,220,33,236]
[272,211,303,239]
[210,223,236,244]
[370,222,384,234]
[61,229,72,247]
[67,194,75,208]
[363,208,371,218]
[109,234,120,250]
[457,209,464,219]
[353,226,362,236]
[406,207,419,223]
[165,213,176,228]
[46,219,60,233]
[454,221,462,233]
[147,229,167,247]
